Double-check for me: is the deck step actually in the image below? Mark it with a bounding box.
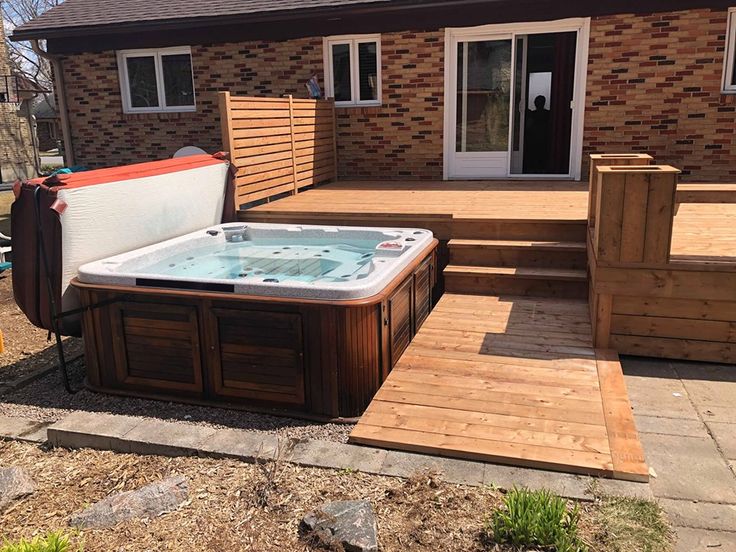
[444,265,588,299]
[451,218,587,242]
[448,239,587,269]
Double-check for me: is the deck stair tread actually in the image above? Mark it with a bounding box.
[349,294,649,481]
[448,239,586,251]
[444,265,587,280]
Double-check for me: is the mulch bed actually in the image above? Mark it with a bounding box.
[0,440,505,551]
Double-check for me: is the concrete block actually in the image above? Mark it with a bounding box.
[634,415,709,439]
[0,415,43,440]
[483,463,590,501]
[47,412,142,451]
[705,422,736,461]
[288,440,387,474]
[380,450,484,486]
[660,498,736,532]
[123,419,217,456]
[675,527,736,552]
[197,429,279,462]
[640,433,736,503]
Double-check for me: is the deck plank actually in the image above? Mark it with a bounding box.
[349,294,649,481]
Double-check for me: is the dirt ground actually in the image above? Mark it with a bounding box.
[0,271,84,385]
[0,440,671,552]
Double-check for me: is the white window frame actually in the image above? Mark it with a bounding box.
[723,8,736,94]
[117,46,196,113]
[323,34,382,107]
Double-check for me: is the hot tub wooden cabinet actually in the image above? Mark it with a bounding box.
[73,240,438,419]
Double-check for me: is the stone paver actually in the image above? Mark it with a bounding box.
[640,433,736,503]
[47,411,142,450]
[673,362,736,408]
[705,422,736,461]
[634,415,710,438]
[0,415,43,440]
[380,450,485,486]
[289,440,387,474]
[123,419,217,456]
[623,360,699,420]
[197,428,279,461]
[659,498,736,532]
[675,527,736,552]
[698,405,735,423]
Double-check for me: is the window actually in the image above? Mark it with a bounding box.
[324,35,381,106]
[118,47,195,113]
[724,8,736,93]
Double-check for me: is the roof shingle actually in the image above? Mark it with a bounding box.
[12,0,393,38]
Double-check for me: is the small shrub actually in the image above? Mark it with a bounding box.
[0,531,80,552]
[486,488,588,552]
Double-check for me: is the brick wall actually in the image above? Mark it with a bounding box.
[60,8,736,182]
[61,38,323,167]
[335,31,444,179]
[584,8,736,181]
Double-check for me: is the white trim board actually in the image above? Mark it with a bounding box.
[442,18,591,180]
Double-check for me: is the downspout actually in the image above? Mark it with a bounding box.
[31,39,75,167]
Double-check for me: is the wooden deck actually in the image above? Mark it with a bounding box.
[349,294,649,481]
[671,203,736,264]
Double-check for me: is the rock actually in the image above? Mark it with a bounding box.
[0,467,36,511]
[70,475,188,529]
[300,499,378,552]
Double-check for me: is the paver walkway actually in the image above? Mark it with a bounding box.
[622,356,736,550]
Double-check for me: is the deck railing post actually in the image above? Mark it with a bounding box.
[218,91,239,209]
[287,94,299,196]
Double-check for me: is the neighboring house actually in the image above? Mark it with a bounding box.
[33,96,61,152]
[0,22,40,183]
[9,0,736,181]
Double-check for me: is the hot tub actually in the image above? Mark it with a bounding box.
[72,223,438,419]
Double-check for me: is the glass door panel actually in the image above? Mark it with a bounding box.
[449,37,512,178]
[455,39,512,153]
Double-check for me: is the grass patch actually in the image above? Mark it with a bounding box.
[592,495,673,552]
[0,532,81,552]
[485,488,588,552]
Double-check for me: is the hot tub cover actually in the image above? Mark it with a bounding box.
[11,153,233,336]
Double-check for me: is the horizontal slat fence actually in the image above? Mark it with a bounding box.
[219,91,337,207]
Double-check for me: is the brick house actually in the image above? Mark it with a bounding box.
[10,0,736,182]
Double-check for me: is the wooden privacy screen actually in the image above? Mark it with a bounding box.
[219,92,337,207]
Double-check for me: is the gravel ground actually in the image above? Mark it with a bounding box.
[0,271,84,385]
[0,270,353,443]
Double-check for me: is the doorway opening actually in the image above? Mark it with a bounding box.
[444,20,589,180]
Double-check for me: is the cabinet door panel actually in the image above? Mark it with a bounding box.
[110,302,203,393]
[210,308,305,406]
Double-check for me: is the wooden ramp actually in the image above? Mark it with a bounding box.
[349,294,649,482]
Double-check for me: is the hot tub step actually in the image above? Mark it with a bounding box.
[448,239,586,269]
[443,265,588,299]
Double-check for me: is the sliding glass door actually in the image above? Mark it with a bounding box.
[446,22,586,179]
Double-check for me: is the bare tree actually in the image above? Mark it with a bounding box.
[2,0,63,91]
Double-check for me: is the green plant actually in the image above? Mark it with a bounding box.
[486,488,588,552]
[0,531,80,552]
